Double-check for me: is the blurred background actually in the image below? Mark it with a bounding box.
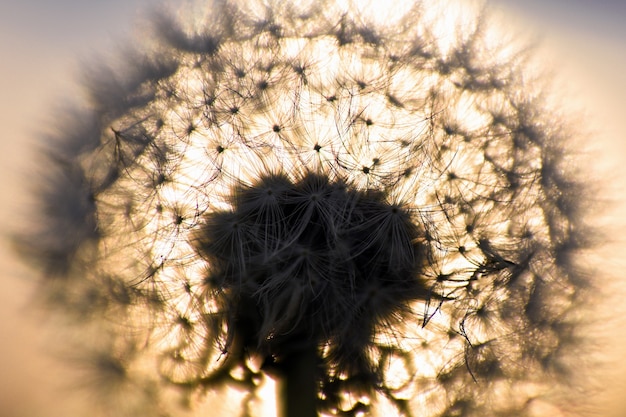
[0,0,624,416]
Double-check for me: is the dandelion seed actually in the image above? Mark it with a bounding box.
[20,0,597,416]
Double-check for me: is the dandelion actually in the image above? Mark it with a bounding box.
[21,0,595,416]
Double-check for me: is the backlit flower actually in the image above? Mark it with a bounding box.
[22,0,595,416]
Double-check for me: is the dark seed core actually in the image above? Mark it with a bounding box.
[193,173,429,356]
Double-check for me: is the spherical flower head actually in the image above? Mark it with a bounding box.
[22,0,595,416]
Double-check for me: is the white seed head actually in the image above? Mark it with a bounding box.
[23,0,595,416]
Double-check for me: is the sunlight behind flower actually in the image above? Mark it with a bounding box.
[5,0,625,416]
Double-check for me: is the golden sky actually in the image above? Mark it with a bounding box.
[0,1,624,416]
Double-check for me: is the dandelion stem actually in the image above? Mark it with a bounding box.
[278,343,318,417]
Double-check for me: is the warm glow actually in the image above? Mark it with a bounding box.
[8,0,612,416]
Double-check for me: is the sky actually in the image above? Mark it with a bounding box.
[494,0,626,155]
[0,1,625,416]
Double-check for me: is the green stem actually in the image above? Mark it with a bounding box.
[278,344,318,417]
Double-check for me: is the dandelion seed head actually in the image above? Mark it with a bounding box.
[21,0,597,415]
